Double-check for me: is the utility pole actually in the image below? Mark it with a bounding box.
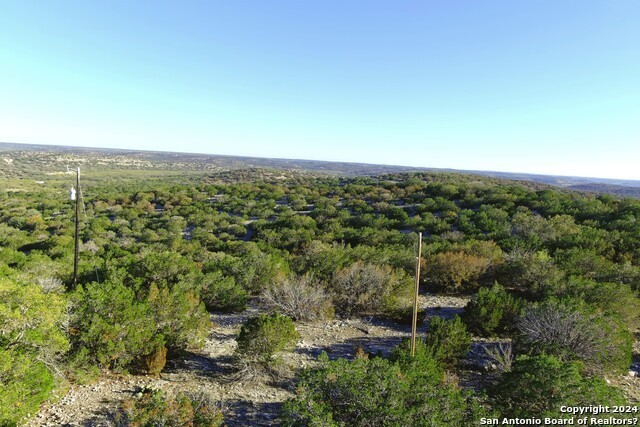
[73,167,80,287]
[411,231,423,357]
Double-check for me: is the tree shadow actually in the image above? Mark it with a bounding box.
[78,396,130,427]
[334,304,466,336]
[295,307,469,362]
[296,335,406,361]
[164,351,235,378]
[631,352,640,375]
[424,304,466,321]
[223,400,283,427]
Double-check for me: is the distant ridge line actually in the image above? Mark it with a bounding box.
[2,141,639,189]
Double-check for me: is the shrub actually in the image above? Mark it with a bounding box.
[491,355,629,419]
[236,313,299,364]
[562,277,640,330]
[497,249,564,297]
[234,248,290,294]
[0,279,68,425]
[37,276,65,294]
[201,272,247,312]
[425,251,489,293]
[146,282,210,354]
[424,315,471,367]
[117,389,224,427]
[261,274,334,321]
[462,283,525,337]
[291,240,349,282]
[65,347,101,384]
[382,306,427,325]
[0,349,55,426]
[144,344,167,376]
[331,262,412,318]
[484,341,514,372]
[0,279,69,366]
[282,351,490,426]
[389,338,446,383]
[514,299,633,375]
[70,281,158,371]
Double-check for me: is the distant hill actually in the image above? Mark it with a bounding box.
[470,169,640,189]
[566,183,640,199]
[2,141,640,197]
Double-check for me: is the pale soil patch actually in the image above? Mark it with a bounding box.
[24,295,466,426]
[24,294,639,426]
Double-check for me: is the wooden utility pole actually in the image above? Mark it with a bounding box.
[411,232,423,357]
[73,167,80,287]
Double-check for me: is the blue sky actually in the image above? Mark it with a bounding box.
[1,1,639,179]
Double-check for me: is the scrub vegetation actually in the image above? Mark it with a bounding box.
[1,148,639,425]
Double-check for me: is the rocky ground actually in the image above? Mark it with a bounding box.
[25,295,640,426]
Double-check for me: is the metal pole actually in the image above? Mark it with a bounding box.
[73,167,80,287]
[411,231,423,357]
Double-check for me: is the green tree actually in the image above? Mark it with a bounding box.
[462,283,525,337]
[70,281,158,371]
[146,282,209,354]
[0,349,55,426]
[236,313,299,365]
[498,249,564,297]
[425,251,489,293]
[200,271,247,312]
[424,316,471,367]
[491,355,628,419]
[283,350,490,426]
[0,278,69,425]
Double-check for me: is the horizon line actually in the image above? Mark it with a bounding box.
[2,140,640,185]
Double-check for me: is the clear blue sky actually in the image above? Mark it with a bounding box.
[1,1,639,179]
